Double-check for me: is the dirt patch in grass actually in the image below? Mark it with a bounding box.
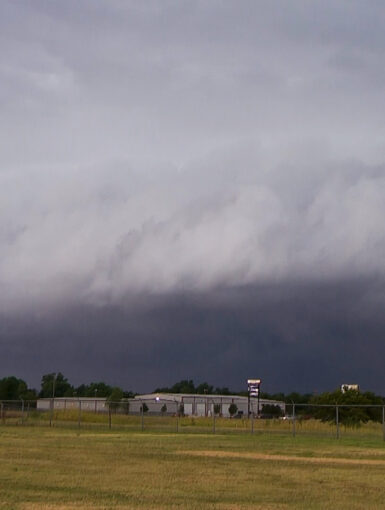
[181,450,385,466]
[18,506,136,510]
[18,506,286,510]
[210,506,287,510]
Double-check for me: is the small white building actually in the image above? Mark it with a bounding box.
[37,397,108,412]
[341,384,360,393]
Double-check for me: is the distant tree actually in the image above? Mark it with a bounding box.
[261,404,283,418]
[261,391,285,402]
[39,373,73,398]
[154,379,197,394]
[213,404,221,415]
[107,387,124,411]
[0,377,31,400]
[196,382,214,394]
[228,403,238,417]
[172,380,196,394]
[153,380,245,396]
[141,403,149,413]
[20,389,38,401]
[85,382,114,398]
[59,380,132,401]
[75,384,88,397]
[153,386,169,393]
[311,390,384,427]
[178,403,184,416]
[261,391,313,408]
[280,392,313,417]
[161,404,167,415]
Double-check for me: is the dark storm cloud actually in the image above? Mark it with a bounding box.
[1,1,385,391]
[2,278,385,393]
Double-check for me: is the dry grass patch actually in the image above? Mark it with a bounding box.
[180,449,385,466]
[1,426,385,509]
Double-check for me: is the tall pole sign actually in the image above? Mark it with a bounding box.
[247,379,261,417]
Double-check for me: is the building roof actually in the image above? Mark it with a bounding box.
[134,393,285,406]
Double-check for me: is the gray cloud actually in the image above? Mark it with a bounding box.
[2,278,385,392]
[2,152,384,312]
[1,1,385,391]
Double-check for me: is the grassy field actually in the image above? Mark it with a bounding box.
[1,425,385,509]
[4,409,385,440]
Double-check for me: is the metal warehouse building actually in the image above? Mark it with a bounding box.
[37,393,285,417]
[134,393,285,417]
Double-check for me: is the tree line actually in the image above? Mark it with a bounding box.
[261,389,385,427]
[1,375,384,426]
[0,375,234,401]
[153,379,233,396]
[0,373,134,401]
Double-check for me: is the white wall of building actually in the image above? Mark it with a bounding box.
[37,394,285,416]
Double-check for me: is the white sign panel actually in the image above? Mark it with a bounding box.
[247,379,261,397]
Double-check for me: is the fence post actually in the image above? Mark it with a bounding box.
[141,402,144,432]
[21,399,25,425]
[175,402,179,433]
[49,398,53,427]
[292,403,296,437]
[78,400,82,430]
[382,406,385,442]
[251,412,254,434]
[336,405,340,439]
[1,402,4,425]
[213,413,216,434]
[108,406,112,430]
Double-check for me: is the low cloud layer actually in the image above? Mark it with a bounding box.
[2,152,385,312]
[2,279,385,393]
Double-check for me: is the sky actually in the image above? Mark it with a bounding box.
[1,1,385,394]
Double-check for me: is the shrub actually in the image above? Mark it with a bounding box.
[228,403,238,417]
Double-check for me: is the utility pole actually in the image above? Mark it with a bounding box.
[50,373,57,428]
[52,373,56,399]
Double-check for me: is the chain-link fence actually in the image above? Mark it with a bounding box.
[1,399,385,440]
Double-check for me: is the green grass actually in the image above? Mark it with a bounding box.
[1,425,385,509]
[6,410,385,440]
